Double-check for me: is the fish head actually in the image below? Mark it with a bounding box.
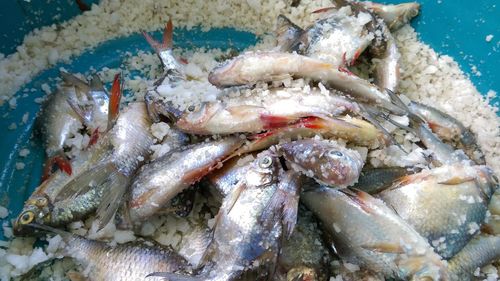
[13,195,52,236]
[176,102,224,134]
[208,55,250,86]
[246,150,282,188]
[280,140,364,187]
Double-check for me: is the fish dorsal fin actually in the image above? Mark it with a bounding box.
[107,73,122,131]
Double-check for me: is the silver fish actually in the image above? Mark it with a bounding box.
[53,101,155,229]
[32,225,189,281]
[278,139,364,187]
[150,150,284,281]
[301,187,448,280]
[208,51,404,115]
[169,87,359,135]
[128,137,244,224]
[378,164,497,259]
[448,234,500,281]
[409,101,485,165]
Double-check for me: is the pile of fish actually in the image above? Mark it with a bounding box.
[13,1,499,280]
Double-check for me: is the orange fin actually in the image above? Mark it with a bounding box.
[107,73,122,130]
[41,157,56,182]
[438,176,475,185]
[340,189,374,214]
[53,155,72,176]
[142,19,173,53]
[312,6,336,14]
[361,242,405,254]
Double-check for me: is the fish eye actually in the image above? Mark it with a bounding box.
[187,105,196,112]
[35,197,48,207]
[259,156,273,168]
[19,211,35,225]
[329,150,343,157]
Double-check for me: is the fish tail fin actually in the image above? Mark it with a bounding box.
[358,103,404,150]
[60,71,90,92]
[143,19,174,53]
[107,73,122,131]
[146,272,204,281]
[42,150,72,181]
[94,166,129,231]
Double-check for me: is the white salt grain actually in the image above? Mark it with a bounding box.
[0,206,8,219]
[485,34,494,42]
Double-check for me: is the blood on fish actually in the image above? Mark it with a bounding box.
[260,114,296,130]
[88,128,100,147]
[53,156,72,176]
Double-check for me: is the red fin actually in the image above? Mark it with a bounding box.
[107,73,122,130]
[350,49,361,65]
[297,116,324,130]
[248,130,277,141]
[142,19,173,53]
[53,155,72,176]
[88,127,100,147]
[75,0,90,12]
[179,57,188,64]
[312,6,336,13]
[338,66,355,76]
[260,114,296,130]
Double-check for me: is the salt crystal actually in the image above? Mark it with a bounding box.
[0,206,8,219]
[485,34,494,42]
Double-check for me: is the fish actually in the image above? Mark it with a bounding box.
[363,2,420,31]
[371,29,400,93]
[448,234,500,281]
[52,97,155,230]
[128,137,244,225]
[231,116,386,159]
[378,164,497,259]
[208,51,405,115]
[350,166,417,194]
[408,101,486,165]
[143,19,185,84]
[31,224,189,281]
[301,187,448,280]
[36,72,87,180]
[165,87,360,135]
[278,139,364,187]
[295,7,375,67]
[19,257,79,281]
[276,208,331,281]
[149,150,285,281]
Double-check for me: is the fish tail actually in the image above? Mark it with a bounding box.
[142,18,174,53]
[94,166,130,231]
[449,235,500,280]
[146,272,204,281]
[107,73,122,131]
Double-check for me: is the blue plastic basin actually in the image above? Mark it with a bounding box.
[0,1,498,239]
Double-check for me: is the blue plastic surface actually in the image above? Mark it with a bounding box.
[0,1,498,239]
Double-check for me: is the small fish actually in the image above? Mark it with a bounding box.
[301,187,448,280]
[165,87,359,135]
[363,2,420,31]
[277,208,331,281]
[278,139,364,187]
[409,101,486,165]
[52,95,155,230]
[128,137,244,224]
[37,72,88,180]
[448,234,500,281]
[378,164,497,259]
[371,30,400,93]
[31,224,189,281]
[208,51,404,115]
[232,116,385,159]
[296,7,374,67]
[351,166,416,194]
[150,150,285,281]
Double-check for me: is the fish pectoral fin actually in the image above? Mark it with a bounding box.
[94,168,130,231]
[260,186,300,238]
[67,97,92,126]
[107,73,122,131]
[54,162,116,201]
[66,271,89,281]
[438,176,475,185]
[361,242,405,254]
[146,272,204,281]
